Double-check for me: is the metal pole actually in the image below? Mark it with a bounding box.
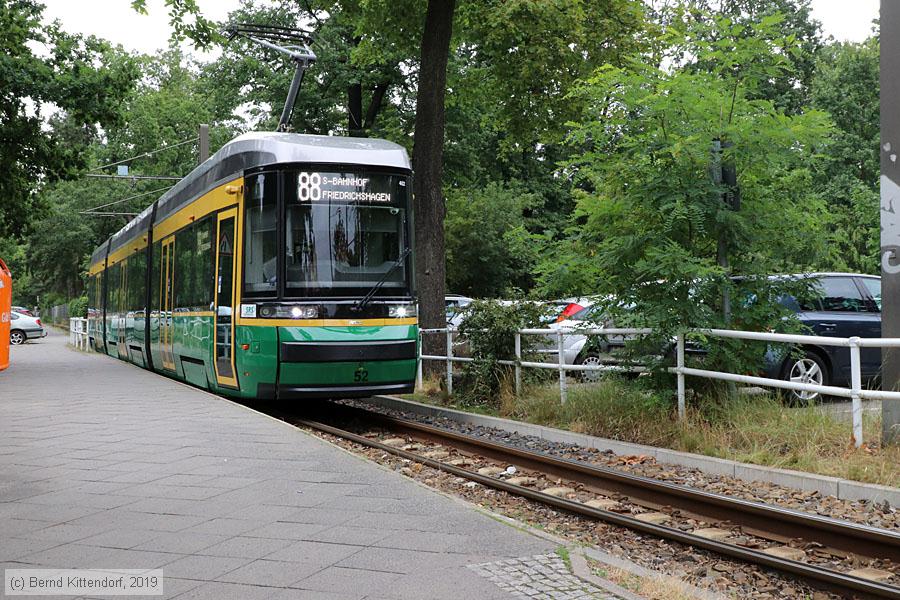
[446,329,453,397]
[850,338,864,448]
[416,330,423,390]
[558,329,567,403]
[514,331,522,396]
[198,124,209,163]
[882,0,900,445]
[279,65,306,131]
[677,333,686,421]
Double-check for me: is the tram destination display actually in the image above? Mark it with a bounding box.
[297,171,404,204]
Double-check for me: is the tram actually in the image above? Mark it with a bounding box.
[86,132,418,399]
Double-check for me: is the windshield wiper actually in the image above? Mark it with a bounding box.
[353,247,412,311]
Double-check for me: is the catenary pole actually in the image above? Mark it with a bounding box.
[881,0,900,444]
[199,124,209,164]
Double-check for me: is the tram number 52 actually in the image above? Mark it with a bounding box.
[354,366,369,383]
[298,172,322,201]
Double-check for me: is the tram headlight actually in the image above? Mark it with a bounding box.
[258,304,319,319]
[285,305,318,319]
[388,304,417,318]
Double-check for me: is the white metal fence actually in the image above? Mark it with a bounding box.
[69,318,89,351]
[418,326,900,448]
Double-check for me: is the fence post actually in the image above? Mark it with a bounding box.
[416,329,423,390]
[514,331,522,396]
[446,329,453,397]
[676,332,686,421]
[557,329,567,403]
[849,337,863,448]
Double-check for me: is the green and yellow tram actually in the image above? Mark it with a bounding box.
[86,132,417,399]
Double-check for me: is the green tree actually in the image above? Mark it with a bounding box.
[0,0,137,235]
[18,49,231,303]
[202,0,413,137]
[668,0,823,114]
[550,12,831,358]
[445,183,542,297]
[810,36,880,273]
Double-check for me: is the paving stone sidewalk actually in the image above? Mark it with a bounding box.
[469,554,623,599]
[0,331,630,599]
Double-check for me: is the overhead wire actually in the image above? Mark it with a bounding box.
[81,212,139,217]
[88,137,199,172]
[80,185,174,214]
[82,135,199,220]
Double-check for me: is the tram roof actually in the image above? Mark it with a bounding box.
[90,132,412,267]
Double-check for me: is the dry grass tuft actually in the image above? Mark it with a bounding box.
[589,562,700,600]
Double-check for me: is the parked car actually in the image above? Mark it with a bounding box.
[762,273,882,402]
[554,297,592,323]
[541,300,661,382]
[534,300,621,381]
[544,302,606,381]
[11,305,33,316]
[446,294,474,329]
[9,311,46,345]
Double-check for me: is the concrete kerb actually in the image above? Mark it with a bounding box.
[370,395,900,507]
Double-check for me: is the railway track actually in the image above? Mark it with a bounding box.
[274,402,900,599]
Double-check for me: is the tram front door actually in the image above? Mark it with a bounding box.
[214,210,237,388]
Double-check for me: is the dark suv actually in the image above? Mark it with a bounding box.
[764,273,881,402]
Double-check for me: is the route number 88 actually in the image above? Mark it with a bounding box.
[298,172,322,201]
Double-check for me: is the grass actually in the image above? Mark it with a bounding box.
[555,546,572,572]
[589,562,704,600]
[407,376,900,487]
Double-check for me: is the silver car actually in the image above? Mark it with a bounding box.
[9,311,46,345]
[446,294,474,329]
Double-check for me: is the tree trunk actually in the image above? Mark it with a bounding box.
[412,0,455,379]
[363,83,389,129]
[348,83,363,136]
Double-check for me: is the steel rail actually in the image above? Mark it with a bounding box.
[343,406,900,563]
[299,417,900,600]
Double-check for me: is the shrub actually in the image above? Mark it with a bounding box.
[68,295,88,318]
[455,299,552,407]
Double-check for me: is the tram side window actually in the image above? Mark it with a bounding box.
[175,224,197,307]
[97,268,109,311]
[87,275,95,314]
[243,173,278,296]
[121,258,129,312]
[150,241,160,314]
[122,258,131,312]
[120,258,128,312]
[173,219,214,308]
[90,274,98,315]
[196,217,214,307]
[129,254,144,313]
[109,263,122,313]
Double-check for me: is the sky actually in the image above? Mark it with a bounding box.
[809,0,879,42]
[39,0,244,60]
[39,0,880,60]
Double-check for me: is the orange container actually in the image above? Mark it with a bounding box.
[0,257,11,371]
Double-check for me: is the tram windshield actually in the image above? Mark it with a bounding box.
[244,169,411,298]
